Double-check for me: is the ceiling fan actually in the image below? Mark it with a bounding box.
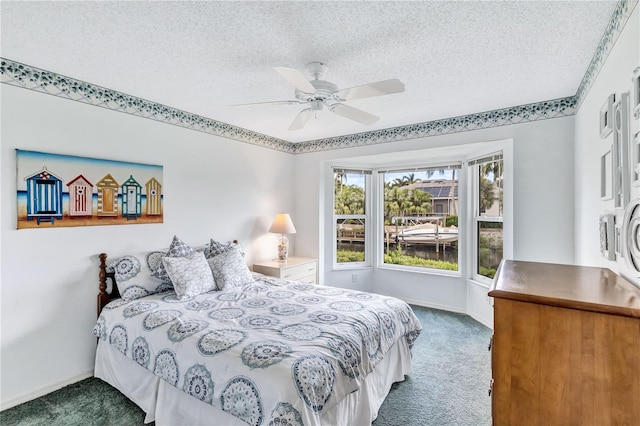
[232,62,405,130]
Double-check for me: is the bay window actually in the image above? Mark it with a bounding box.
[329,144,508,282]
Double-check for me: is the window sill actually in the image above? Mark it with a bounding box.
[377,264,461,278]
[332,264,372,271]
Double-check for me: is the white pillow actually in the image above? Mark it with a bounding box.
[109,252,171,301]
[152,235,197,283]
[207,246,253,290]
[162,252,216,300]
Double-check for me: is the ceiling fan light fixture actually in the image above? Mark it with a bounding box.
[294,80,338,102]
[236,62,404,130]
[310,100,323,111]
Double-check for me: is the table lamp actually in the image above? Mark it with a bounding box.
[269,213,297,261]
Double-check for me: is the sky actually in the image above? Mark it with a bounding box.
[339,169,456,189]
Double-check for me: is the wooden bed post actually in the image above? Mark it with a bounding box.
[98,253,109,317]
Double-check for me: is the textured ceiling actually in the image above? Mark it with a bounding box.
[0,1,619,143]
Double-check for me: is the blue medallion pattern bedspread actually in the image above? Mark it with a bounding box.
[93,273,422,426]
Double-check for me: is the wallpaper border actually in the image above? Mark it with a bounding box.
[0,59,292,153]
[291,98,577,154]
[575,0,637,107]
[0,0,635,154]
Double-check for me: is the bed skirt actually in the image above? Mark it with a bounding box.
[95,337,412,425]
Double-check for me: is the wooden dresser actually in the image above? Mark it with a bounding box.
[488,260,640,426]
[253,257,318,284]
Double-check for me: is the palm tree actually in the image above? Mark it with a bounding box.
[481,161,503,188]
[407,189,432,216]
[479,175,495,213]
[334,180,365,215]
[385,187,409,219]
[390,177,406,188]
[402,173,421,186]
[480,160,503,214]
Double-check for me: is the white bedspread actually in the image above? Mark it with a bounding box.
[93,274,422,426]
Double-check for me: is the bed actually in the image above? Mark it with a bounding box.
[93,237,422,425]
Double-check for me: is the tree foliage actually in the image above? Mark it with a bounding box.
[383,186,432,220]
[334,175,434,219]
[387,173,421,188]
[479,176,496,213]
[334,179,365,215]
[479,160,503,215]
[445,215,458,227]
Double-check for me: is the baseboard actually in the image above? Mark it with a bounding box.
[468,311,493,329]
[400,297,467,314]
[1,370,94,411]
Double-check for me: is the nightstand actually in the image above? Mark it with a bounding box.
[253,257,318,284]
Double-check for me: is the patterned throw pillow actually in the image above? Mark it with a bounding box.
[162,252,216,300]
[152,236,197,283]
[204,239,234,259]
[108,252,172,301]
[207,245,254,290]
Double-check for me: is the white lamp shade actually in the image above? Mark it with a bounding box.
[269,213,297,234]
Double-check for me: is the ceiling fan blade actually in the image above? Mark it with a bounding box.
[331,103,379,125]
[288,108,314,131]
[274,67,316,93]
[336,79,405,100]
[229,100,303,107]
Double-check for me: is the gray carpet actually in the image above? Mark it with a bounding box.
[0,306,492,426]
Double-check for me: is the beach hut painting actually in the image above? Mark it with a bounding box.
[23,166,64,225]
[16,149,163,229]
[145,177,163,216]
[121,175,142,220]
[97,174,120,217]
[66,174,93,217]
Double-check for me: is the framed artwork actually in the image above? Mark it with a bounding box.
[615,224,624,259]
[16,149,163,229]
[600,93,615,138]
[599,213,615,261]
[633,131,640,187]
[600,149,613,199]
[632,67,640,119]
[622,198,640,274]
[612,93,630,209]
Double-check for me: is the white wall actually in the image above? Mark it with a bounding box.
[293,114,575,326]
[574,6,640,278]
[0,84,295,408]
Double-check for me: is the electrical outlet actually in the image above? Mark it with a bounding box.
[352,273,358,283]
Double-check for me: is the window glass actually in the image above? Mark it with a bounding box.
[477,221,503,279]
[334,172,365,215]
[382,169,459,271]
[478,160,503,217]
[336,218,366,263]
[334,171,368,265]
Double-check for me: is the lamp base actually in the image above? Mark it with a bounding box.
[277,235,289,261]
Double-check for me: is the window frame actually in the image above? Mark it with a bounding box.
[470,152,504,285]
[332,168,372,270]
